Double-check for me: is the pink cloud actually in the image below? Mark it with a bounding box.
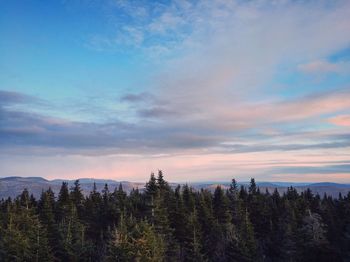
[2,148,350,182]
[328,115,350,127]
[217,90,350,127]
[298,60,342,74]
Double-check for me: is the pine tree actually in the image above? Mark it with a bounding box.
[248,178,257,195]
[38,188,61,259]
[84,182,104,260]
[213,186,231,224]
[107,216,165,261]
[56,182,71,222]
[153,184,179,259]
[1,176,349,261]
[145,173,158,223]
[0,198,53,261]
[70,180,84,218]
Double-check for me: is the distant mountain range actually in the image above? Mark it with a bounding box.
[0,176,349,199]
[0,176,144,199]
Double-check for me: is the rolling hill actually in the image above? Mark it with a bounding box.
[0,176,349,199]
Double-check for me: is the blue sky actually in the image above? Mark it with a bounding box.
[1,0,350,182]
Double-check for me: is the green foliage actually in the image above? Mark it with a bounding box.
[0,200,52,261]
[107,216,165,261]
[0,172,349,261]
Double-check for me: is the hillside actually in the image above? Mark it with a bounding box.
[1,176,349,199]
[0,177,144,199]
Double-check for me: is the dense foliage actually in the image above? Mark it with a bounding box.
[1,171,350,261]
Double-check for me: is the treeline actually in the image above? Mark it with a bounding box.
[0,172,350,261]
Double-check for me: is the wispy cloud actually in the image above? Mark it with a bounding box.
[328,115,350,127]
[120,92,154,103]
[92,0,350,60]
[2,89,350,156]
[0,90,40,106]
[270,164,350,175]
[298,60,350,74]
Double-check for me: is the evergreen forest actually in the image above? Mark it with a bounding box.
[1,171,350,261]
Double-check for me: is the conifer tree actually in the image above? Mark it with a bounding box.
[0,175,349,261]
[70,180,84,218]
[0,197,52,261]
[145,173,158,223]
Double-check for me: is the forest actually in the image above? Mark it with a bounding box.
[0,171,349,262]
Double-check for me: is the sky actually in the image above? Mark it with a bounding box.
[1,0,350,183]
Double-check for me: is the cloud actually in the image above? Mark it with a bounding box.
[237,89,350,123]
[137,106,179,118]
[98,0,350,61]
[106,0,350,137]
[131,88,350,129]
[120,92,155,103]
[148,12,185,34]
[0,90,39,106]
[3,1,350,181]
[0,87,350,154]
[225,141,350,154]
[120,92,181,119]
[0,91,219,154]
[89,0,350,131]
[2,147,350,182]
[270,164,350,175]
[298,60,350,74]
[328,115,350,127]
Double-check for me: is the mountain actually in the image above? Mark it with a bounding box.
[188,181,350,197]
[0,177,144,199]
[1,176,350,199]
